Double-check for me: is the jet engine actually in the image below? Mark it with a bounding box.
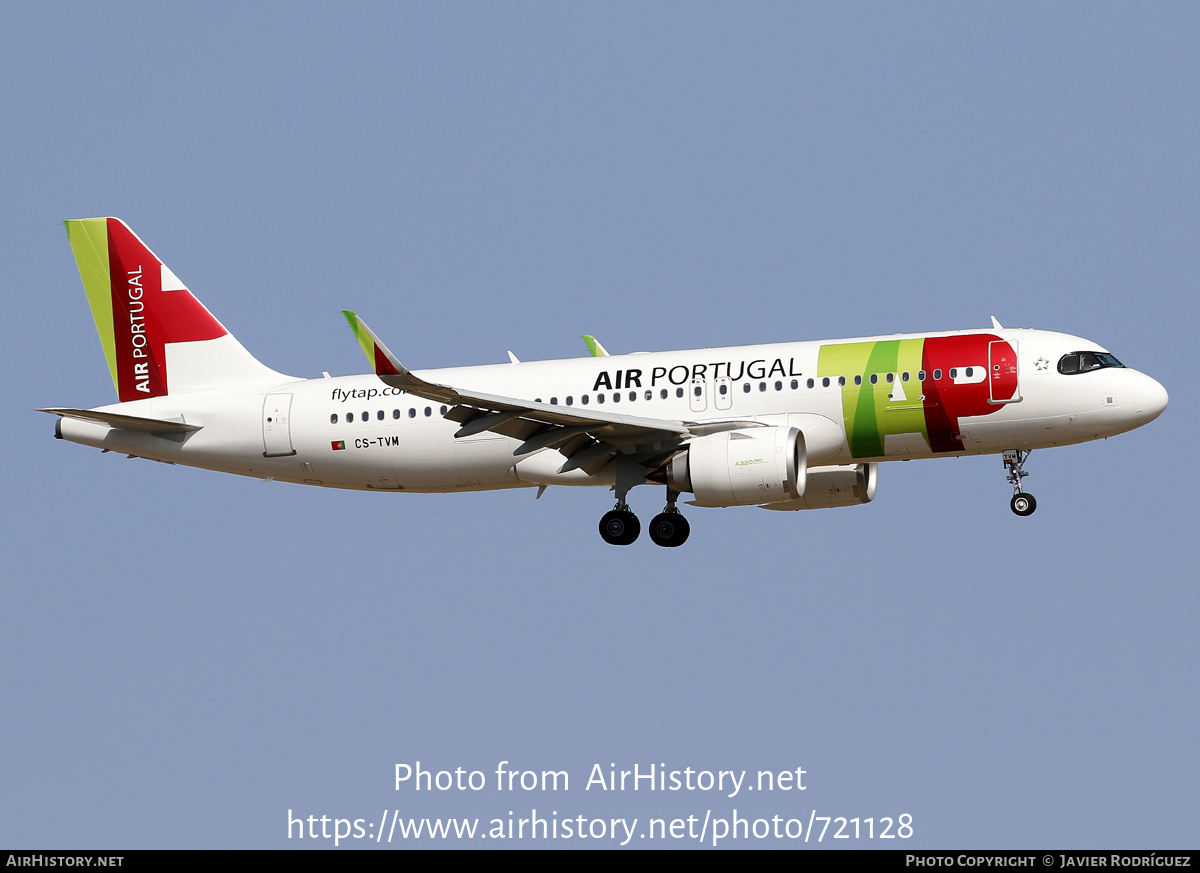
[759,463,878,510]
[667,427,806,508]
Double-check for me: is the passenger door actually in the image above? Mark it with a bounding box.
[262,393,296,457]
[988,341,1021,404]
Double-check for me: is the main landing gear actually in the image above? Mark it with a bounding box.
[1003,449,1037,517]
[599,502,640,546]
[598,489,691,547]
[649,490,690,548]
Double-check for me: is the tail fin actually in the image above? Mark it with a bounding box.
[65,217,284,400]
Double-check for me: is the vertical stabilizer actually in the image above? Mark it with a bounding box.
[65,218,285,400]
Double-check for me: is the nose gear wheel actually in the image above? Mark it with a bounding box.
[1010,493,1037,516]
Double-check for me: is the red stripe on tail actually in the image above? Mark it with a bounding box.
[106,219,226,401]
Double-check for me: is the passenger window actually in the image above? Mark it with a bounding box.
[807,378,814,388]
[933,369,942,380]
[440,405,448,415]
[965,367,974,378]
[759,382,767,392]
[393,409,400,419]
[854,375,862,386]
[408,408,416,418]
[918,370,926,381]
[550,397,557,405]
[330,413,338,424]
[346,412,353,422]
[377,410,384,420]
[791,379,798,389]
[629,391,636,401]
[902,371,909,382]
[597,394,605,404]
[424,407,431,417]
[886,373,894,383]
[774,381,782,391]
[949,368,957,379]
[675,388,684,398]
[743,383,751,393]
[838,376,845,386]
[693,386,701,397]
[581,395,589,405]
[645,390,652,401]
[660,389,667,399]
[566,396,573,406]
[361,411,368,420]
[870,374,878,385]
[613,392,620,402]
[719,383,728,395]
[822,377,830,388]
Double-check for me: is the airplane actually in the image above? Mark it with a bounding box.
[43,217,1169,547]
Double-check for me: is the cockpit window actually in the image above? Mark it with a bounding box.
[1058,351,1125,375]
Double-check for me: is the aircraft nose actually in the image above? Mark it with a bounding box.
[1136,374,1168,424]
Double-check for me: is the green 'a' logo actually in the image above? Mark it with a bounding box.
[818,339,929,458]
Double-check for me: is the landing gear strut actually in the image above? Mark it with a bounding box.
[648,489,690,548]
[599,459,645,545]
[1003,450,1037,517]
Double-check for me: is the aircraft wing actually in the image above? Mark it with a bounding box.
[343,311,753,474]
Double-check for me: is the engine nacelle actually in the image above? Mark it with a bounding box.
[668,427,806,508]
[759,463,878,510]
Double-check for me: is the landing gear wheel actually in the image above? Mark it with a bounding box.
[599,509,641,545]
[649,512,690,547]
[1010,493,1037,517]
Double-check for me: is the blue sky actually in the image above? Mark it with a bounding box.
[2,2,1196,848]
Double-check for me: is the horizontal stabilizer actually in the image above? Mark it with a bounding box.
[37,407,202,434]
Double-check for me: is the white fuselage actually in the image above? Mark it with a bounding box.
[57,327,1168,497]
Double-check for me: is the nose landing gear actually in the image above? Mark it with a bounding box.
[1004,450,1037,516]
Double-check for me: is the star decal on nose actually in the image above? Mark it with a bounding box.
[1034,356,1050,371]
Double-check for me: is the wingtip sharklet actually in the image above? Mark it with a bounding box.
[582,335,610,357]
[342,310,405,378]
